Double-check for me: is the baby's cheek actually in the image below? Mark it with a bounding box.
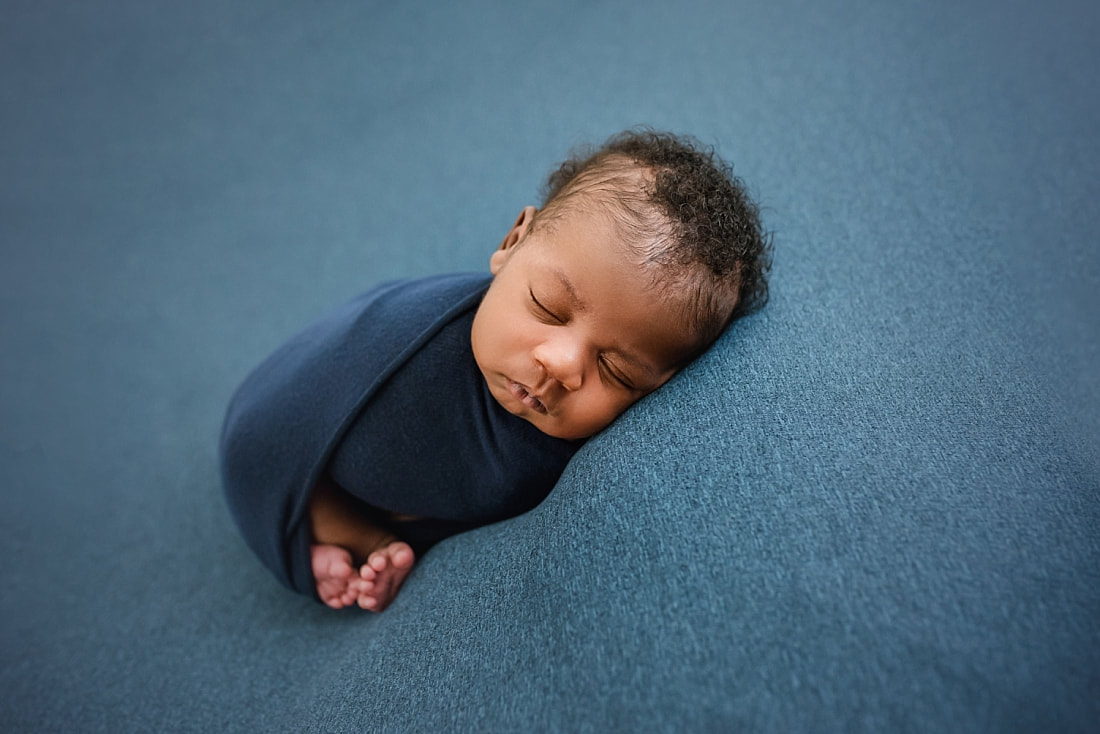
[583,395,632,434]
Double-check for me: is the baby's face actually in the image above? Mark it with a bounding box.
[471,205,695,440]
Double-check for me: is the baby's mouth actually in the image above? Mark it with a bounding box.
[507,379,548,414]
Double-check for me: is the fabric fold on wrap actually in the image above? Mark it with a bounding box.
[220,273,492,598]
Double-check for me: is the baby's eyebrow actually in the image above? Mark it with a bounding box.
[551,267,587,312]
[617,350,659,382]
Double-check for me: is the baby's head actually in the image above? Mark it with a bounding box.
[471,129,771,440]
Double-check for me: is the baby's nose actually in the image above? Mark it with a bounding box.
[536,340,584,391]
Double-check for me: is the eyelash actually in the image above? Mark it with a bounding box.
[529,288,563,324]
[599,357,633,389]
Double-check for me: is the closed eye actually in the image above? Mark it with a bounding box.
[599,356,636,390]
[529,288,563,324]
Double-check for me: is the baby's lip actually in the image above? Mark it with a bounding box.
[507,379,548,414]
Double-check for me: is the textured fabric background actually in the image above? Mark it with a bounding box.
[2,0,1097,731]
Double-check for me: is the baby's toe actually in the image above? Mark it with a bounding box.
[391,544,414,569]
[367,552,389,573]
[320,588,346,609]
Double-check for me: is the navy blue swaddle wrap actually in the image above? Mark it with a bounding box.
[220,273,580,599]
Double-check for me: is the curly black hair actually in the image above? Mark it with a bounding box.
[537,129,772,353]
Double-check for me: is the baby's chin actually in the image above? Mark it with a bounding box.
[520,411,600,442]
[495,392,558,435]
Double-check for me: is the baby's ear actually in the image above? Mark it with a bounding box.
[491,206,538,273]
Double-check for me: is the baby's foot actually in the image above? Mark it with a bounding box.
[311,544,363,609]
[357,542,415,612]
